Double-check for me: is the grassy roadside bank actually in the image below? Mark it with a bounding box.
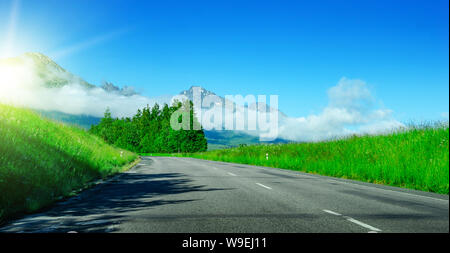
[180,125,449,194]
[0,104,139,223]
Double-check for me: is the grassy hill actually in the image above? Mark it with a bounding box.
[185,124,449,194]
[0,104,138,222]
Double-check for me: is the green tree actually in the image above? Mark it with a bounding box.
[90,102,208,153]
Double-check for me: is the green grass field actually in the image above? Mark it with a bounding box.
[182,124,449,194]
[0,104,138,222]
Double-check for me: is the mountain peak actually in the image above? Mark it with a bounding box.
[2,52,95,89]
[23,52,68,75]
[180,86,217,99]
[187,85,214,93]
[188,85,203,90]
[23,52,53,61]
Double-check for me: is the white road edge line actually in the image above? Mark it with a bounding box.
[323,209,342,216]
[228,172,237,176]
[256,183,272,190]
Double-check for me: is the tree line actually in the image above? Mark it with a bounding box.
[89,100,208,153]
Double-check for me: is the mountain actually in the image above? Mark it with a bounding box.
[37,110,101,130]
[0,52,95,89]
[180,86,219,103]
[179,86,290,149]
[100,81,139,96]
[0,52,133,96]
[204,130,289,150]
[179,86,287,117]
[1,52,289,149]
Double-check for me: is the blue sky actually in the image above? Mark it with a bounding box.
[0,0,448,121]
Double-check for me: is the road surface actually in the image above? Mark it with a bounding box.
[0,156,448,233]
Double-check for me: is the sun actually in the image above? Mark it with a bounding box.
[0,55,37,104]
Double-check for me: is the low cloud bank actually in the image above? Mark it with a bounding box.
[0,58,170,118]
[276,78,404,141]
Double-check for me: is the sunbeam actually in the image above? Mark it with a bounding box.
[1,0,20,58]
[49,28,129,60]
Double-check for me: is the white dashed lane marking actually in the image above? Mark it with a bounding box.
[323,209,342,216]
[322,209,382,233]
[256,183,272,190]
[346,217,381,232]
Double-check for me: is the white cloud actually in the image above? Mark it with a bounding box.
[327,77,374,110]
[275,78,403,141]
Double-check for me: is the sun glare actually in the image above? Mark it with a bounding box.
[0,58,36,104]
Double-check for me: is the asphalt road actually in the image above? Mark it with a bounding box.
[0,156,448,233]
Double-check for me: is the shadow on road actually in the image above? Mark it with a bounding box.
[0,171,230,233]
